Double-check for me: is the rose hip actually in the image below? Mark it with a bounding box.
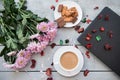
[84,69,89,77]
[85,43,92,49]
[47,77,53,80]
[30,59,36,69]
[50,5,55,11]
[104,43,112,51]
[86,19,92,24]
[98,14,102,20]
[50,43,56,48]
[100,26,105,32]
[46,68,52,76]
[78,28,84,33]
[85,36,91,41]
[85,51,90,58]
[87,33,92,38]
[92,29,97,33]
[94,6,99,10]
[108,31,113,38]
[104,15,109,21]
[74,26,80,31]
[40,51,44,56]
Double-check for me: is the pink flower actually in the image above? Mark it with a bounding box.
[30,33,40,39]
[7,51,17,56]
[17,50,32,61]
[14,57,28,69]
[47,28,57,41]
[47,21,57,29]
[27,42,44,53]
[36,35,49,42]
[37,22,49,32]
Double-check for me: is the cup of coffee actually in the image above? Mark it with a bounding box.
[59,51,80,71]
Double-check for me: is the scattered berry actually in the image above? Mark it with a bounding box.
[85,43,92,49]
[51,62,54,66]
[98,14,102,20]
[84,69,89,77]
[55,0,58,2]
[74,26,80,31]
[86,19,92,24]
[104,15,109,21]
[75,45,78,49]
[30,59,36,69]
[78,28,84,33]
[92,29,97,33]
[100,26,105,32]
[47,77,53,80]
[87,33,92,38]
[104,43,112,51]
[85,36,91,41]
[50,43,56,48]
[85,51,90,58]
[108,31,113,38]
[50,5,55,11]
[65,39,69,43]
[46,68,52,76]
[40,51,44,56]
[94,6,99,10]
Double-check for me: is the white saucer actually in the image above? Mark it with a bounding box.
[54,1,83,27]
[53,46,84,77]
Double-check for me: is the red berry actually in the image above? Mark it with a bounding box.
[92,29,97,33]
[85,51,90,58]
[108,31,113,38]
[75,45,78,49]
[86,19,92,24]
[104,15,109,21]
[85,43,92,49]
[78,28,84,33]
[104,43,112,51]
[55,0,58,2]
[40,51,44,56]
[98,14,102,20]
[30,59,36,69]
[50,43,56,48]
[47,77,53,80]
[85,36,91,41]
[50,5,55,11]
[46,68,52,76]
[74,26,80,31]
[87,33,92,38]
[94,6,99,10]
[84,69,89,77]
[100,27,105,32]
[51,62,54,66]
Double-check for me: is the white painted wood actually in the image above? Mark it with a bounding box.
[0,72,119,80]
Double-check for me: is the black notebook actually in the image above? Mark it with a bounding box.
[77,7,120,76]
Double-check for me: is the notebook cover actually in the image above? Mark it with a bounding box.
[77,7,120,76]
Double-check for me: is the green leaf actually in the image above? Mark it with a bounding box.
[16,24,23,39]
[22,18,27,26]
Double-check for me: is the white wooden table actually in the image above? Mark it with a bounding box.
[0,0,120,80]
